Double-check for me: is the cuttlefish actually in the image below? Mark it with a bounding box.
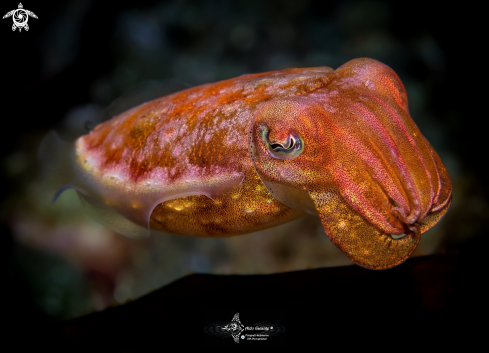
[40,58,452,270]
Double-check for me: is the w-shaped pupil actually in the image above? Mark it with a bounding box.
[271,137,294,151]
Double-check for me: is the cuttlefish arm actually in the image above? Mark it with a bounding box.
[250,58,451,269]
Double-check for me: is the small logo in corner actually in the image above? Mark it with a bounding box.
[221,313,245,343]
[3,3,38,32]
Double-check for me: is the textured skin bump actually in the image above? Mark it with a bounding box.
[69,58,451,269]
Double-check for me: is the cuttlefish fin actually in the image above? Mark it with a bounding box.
[77,193,149,238]
[38,130,149,238]
[309,190,421,270]
[39,131,246,238]
[38,130,74,203]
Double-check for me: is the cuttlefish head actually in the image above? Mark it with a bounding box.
[249,58,452,270]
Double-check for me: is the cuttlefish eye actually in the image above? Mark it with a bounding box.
[261,126,304,160]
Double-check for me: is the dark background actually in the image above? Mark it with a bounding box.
[1,0,486,349]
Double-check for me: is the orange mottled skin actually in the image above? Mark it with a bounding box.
[82,67,333,182]
[70,58,451,269]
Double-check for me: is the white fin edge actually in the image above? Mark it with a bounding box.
[39,131,244,238]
